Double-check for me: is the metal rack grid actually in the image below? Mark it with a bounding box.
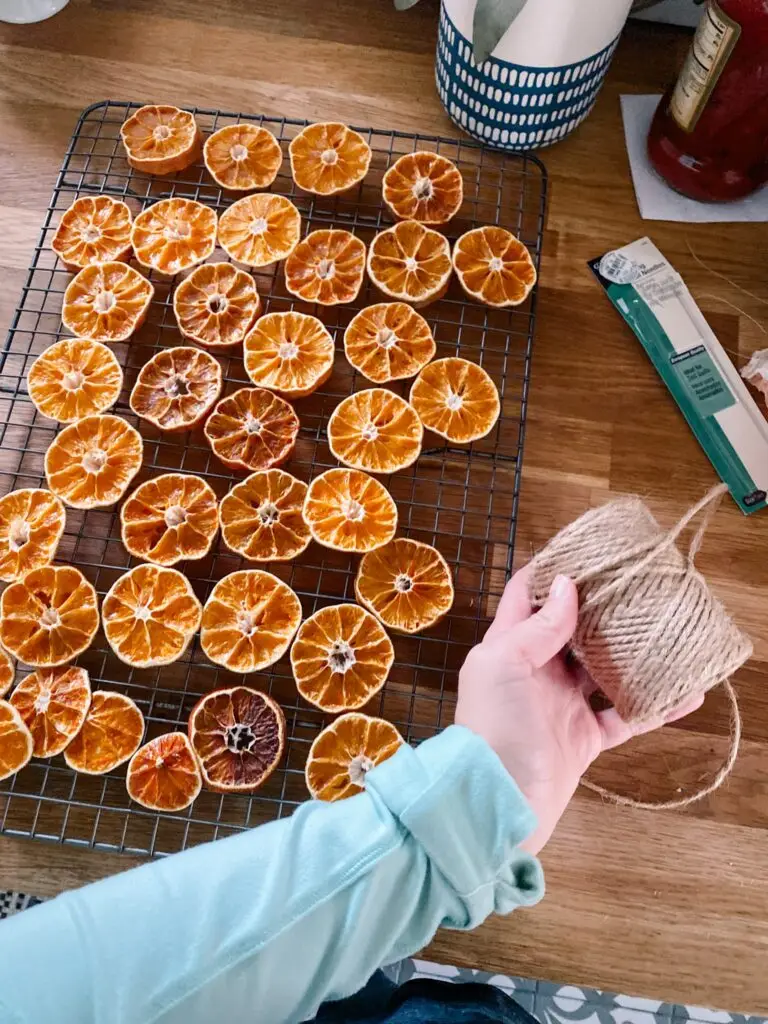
[0,100,547,858]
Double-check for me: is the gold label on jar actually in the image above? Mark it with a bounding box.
[669,0,741,132]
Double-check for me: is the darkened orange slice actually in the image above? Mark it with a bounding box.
[188,686,286,792]
[126,732,202,812]
[9,666,91,758]
[0,700,33,782]
[305,712,403,801]
[452,226,536,307]
[102,564,202,669]
[0,488,66,583]
[28,338,123,423]
[218,194,301,268]
[120,104,202,175]
[0,566,99,668]
[132,198,217,275]
[64,691,145,775]
[355,538,454,634]
[204,123,282,191]
[244,312,334,399]
[382,151,463,224]
[45,413,143,509]
[51,196,133,271]
[367,220,452,307]
[200,570,302,673]
[0,647,14,699]
[289,122,371,196]
[303,468,397,553]
[173,262,261,350]
[204,387,299,473]
[120,473,219,566]
[219,469,310,562]
[129,347,222,433]
[62,262,153,343]
[284,229,366,305]
[343,302,436,384]
[327,388,423,474]
[291,604,394,713]
[409,357,500,443]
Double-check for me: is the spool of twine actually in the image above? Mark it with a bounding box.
[528,483,753,809]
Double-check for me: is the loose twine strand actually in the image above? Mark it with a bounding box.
[529,483,752,810]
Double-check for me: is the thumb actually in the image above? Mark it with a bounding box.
[506,574,579,669]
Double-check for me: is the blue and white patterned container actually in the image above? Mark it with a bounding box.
[436,0,633,151]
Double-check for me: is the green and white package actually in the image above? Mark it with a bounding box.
[590,237,768,515]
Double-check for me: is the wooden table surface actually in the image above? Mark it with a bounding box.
[2,0,768,1014]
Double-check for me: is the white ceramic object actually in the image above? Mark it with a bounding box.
[436,0,634,150]
[0,0,70,23]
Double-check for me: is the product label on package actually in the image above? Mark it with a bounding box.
[670,0,740,132]
[670,346,736,417]
[589,237,768,516]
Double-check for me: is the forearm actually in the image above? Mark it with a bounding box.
[0,725,543,1024]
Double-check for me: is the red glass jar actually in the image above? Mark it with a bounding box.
[647,0,768,201]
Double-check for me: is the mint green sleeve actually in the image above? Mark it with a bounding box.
[0,725,543,1024]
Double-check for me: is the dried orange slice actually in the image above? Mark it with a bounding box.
[9,666,91,758]
[129,347,222,433]
[0,488,66,583]
[132,198,217,275]
[220,469,310,562]
[289,122,371,196]
[218,194,301,268]
[200,570,302,673]
[327,389,423,474]
[0,566,98,668]
[0,647,14,699]
[126,732,202,812]
[45,414,143,509]
[244,312,334,399]
[284,229,366,306]
[173,263,261,350]
[0,701,32,781]
[62,262,153,343]
[64,691,145,775]
[452,226,536,307]
[367,220,452,307]
[291,604,394,713]
[382,151,463,225]
[102,564,202,669]
[410,357,500,443]
[51,196,133,271]
[27,338,123,423]
[120,104,202,175]
[303,468,397,553]
[305,712,403,801]
[355,538,454,634]
[204,123,282,191]
[188,686,286,793]
[343,302,435,384]
[120,473,219,566]
[204,387,299,473]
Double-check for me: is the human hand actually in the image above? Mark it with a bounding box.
[455,565,703,855]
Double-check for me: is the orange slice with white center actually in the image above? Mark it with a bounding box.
[343,302,436,384]
[0,488,66,583]
[204,123,283,191]
[244,312,334,399]
[217,193,301,268]
[382,151,463,225]
[303,468,397,553]
[284,229,366,306]
[51,195,133,271]
[289,122,371,195]
[367,220,452,307]
[27,338,123,423]
[452,226,537,307]
[173,262,261,350]
[45,414,143,509]
[409,357,500,443]
[327,388,423,473]
[62,262,153,343]
[120,104,202,176]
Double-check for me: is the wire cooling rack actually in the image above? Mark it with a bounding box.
[0,100,547,858]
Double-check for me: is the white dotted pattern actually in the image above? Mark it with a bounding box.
[436,3,618,151]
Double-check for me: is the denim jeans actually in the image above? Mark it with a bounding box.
[314,970,539,1023]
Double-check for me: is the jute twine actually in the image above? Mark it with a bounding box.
[528,483,753,809]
